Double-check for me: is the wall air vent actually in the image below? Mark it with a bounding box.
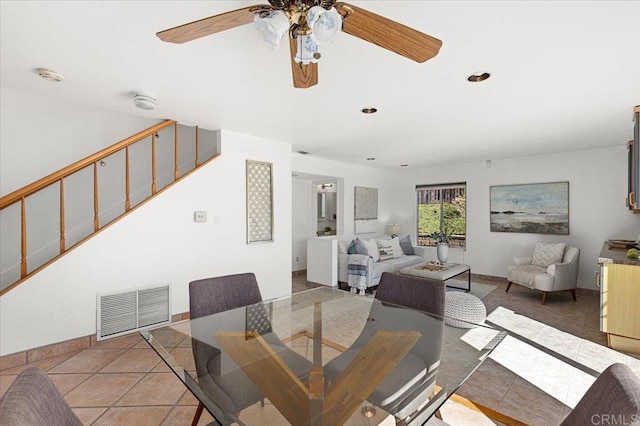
[97,284,171,340]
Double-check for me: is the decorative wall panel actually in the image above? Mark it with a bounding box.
[246,160,273,243]
[354,186,378,234]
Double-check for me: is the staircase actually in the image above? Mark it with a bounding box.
[0,120,220,295]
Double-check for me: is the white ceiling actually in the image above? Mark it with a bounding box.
[1,1,639,170]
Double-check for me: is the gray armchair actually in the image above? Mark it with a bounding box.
[506,244,580,304]
[0,367,82,426]
[561,363,640,425]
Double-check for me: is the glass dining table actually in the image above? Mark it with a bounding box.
[141,286,506,426]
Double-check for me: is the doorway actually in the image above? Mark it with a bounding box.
[316,182,337,236]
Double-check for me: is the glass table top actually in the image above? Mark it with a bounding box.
[141,287,506,426]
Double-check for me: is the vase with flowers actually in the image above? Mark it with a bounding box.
[430,231,450,263]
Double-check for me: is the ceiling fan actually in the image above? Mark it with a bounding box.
[156,1,442,89]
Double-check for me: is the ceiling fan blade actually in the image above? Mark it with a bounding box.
[157,6,265,44]
[289,37,318,89]
[335,2,442,63]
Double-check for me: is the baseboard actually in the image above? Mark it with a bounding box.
[0,311,190,371]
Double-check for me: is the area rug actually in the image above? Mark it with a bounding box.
[446,279,498,300]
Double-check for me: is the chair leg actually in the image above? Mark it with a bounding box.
[541,291,547,305]
[192,402,204,426]
[570,288,577,301]
[506,281,512,292]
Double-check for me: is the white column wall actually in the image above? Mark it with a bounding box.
[393,146,640,290]
[292,178,313,272]
[0,129,292,356]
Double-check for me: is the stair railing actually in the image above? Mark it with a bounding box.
[0,119,219,295]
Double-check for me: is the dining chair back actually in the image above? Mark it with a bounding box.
[0,367,82,426]
[560,363,640,425]
[189,272,263,319]
[188,272,311,426]
[324,272,446,420]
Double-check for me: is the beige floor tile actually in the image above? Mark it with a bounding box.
[161,406,199,425]
[48,373,92,395]
[93,406,171,426]
[177,389,199,405]
[116,372,187,406]
[100,348,161,373]
[72,407,108,424]
[0,374,18,397]
[49,349,126,374]
[497,376,566,425]
[64,373,144,407]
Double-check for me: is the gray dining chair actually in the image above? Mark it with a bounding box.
[0,367,82,426]
[189,272,312,425]
[561,363,640,425]
[324,272,446,420]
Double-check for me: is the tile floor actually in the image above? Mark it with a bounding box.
[0,273,635,425]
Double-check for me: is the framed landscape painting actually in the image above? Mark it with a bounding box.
[490,181,569,234]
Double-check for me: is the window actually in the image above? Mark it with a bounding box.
[416,183,466,248]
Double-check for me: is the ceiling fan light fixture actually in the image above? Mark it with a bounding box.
[467,72,491,82]
[254,10,289,49]
[361,107,378,114]
[294,34,321,64]
[133,91,157,110]
[308,6,342,44]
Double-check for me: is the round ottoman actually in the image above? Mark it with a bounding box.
[444,292,487,328]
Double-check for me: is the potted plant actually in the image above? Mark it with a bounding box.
[429,231,450,263]
[324,226,332,235]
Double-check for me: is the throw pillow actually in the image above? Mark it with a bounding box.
[363,239,380,262]
[531,242,566,267]
[347,238,368,256]
[399,235,415,255]
[377,239,394,261]
[390,237,403,258]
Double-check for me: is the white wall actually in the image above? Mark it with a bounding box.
[0,129,292,356]
[0,86,160,195]
[393,146,640,290]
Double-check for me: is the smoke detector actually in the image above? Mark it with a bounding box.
[133,91,157,110]
[37,68,64,82]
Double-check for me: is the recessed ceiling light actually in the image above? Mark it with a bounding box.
[467,72,491,82]
[36,68,63,82]
[297,150,310,155]
[400,164,409,167]
[366,157,376,161]
[361,107,378,114]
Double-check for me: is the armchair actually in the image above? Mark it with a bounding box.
[506,243,580,304]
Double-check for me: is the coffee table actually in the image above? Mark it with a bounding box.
[399,262,472,292]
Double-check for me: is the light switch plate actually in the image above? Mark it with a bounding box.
[194,211,207,223]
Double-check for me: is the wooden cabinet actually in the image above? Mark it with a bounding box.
[600,263,640,353]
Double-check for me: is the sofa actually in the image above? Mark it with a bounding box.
[337,236,426,290]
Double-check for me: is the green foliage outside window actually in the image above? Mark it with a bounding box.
[417,191,466,247]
